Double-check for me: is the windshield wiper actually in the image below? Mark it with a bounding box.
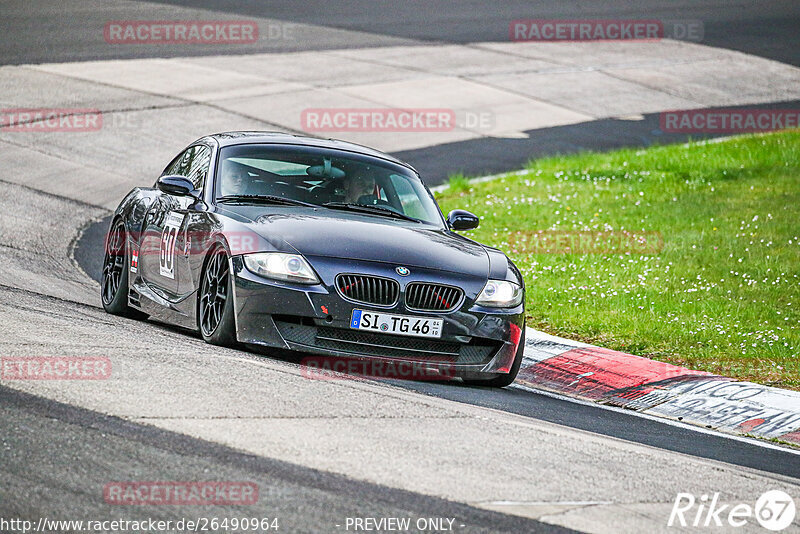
[322,202,421,223]
[216,194,317,207]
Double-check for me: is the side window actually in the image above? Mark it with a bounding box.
[186,146,211,189]
[164,148,192,177]
[162,145,211,190]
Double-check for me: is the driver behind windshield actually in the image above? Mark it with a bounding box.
[220,162,249,196]
[343,173,376,204]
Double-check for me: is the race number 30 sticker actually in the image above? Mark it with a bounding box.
[159,212,184,279]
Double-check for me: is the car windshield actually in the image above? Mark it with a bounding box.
[216,144,444,226]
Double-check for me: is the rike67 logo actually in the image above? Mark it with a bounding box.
[669,490,796,531]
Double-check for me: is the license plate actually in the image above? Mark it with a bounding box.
[350,309,443,339]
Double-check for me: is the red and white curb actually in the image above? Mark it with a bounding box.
[519,330,800,447]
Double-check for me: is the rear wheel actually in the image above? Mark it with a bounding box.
[463,326,525,388]
[198,246,237,346]
[101,219,146,319]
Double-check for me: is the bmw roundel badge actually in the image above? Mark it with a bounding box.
[396,266,410,276]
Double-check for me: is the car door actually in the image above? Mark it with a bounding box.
[139,145,211,297]
[173,145,212,297]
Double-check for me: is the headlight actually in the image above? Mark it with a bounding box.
[242,253,319,284]
[475,280,523,308]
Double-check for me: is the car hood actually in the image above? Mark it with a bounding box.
[229,207,490,278]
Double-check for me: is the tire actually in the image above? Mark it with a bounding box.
[101,218,147,319]
[198,245,237,346]
[463,326,525,388]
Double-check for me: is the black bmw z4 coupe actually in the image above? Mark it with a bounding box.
[102,132,526,387]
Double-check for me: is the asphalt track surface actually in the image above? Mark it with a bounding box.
[3,0,799,66]
[0,386,564,533]
[3,1,800,531]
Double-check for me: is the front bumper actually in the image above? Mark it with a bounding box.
[230,255,524,378]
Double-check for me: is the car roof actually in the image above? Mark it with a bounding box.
[200,131,417,173]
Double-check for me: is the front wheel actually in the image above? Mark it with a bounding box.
[198,246,237,346]
[463,326,525,388]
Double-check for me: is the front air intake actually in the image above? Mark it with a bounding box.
[336,274,399,307]
[405,283,463,312]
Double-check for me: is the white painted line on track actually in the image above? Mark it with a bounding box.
[478,500,614,506]
[428,170,529,193]
[200,341,800,457]
[511,382,800,457]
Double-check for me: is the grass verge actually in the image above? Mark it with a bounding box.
[436,130,800,389]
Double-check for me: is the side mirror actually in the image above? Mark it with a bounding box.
[447,209,480,231]
[157,175,199,198]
